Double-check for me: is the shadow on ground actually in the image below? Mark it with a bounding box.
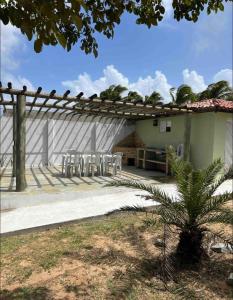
[0,286,52,300]
[62,224,232,300]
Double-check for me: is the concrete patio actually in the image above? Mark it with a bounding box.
[0,166,167,235]
[1,166,232,235]
[0,165,168,208]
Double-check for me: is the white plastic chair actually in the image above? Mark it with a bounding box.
[64,154,74,177]
[74,153,82,176]
[102,154,113,175]
[62,154,68,174]
[82,154,91,176]
[64,150,82,177]
[112,153,123,175]
[89,153,102,176]
[62,149,76,175]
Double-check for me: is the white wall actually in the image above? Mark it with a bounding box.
[225,118,233,167]
[0,112,134,167]
[0,112,13,167]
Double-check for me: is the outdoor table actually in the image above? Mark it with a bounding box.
[66,152,113,176]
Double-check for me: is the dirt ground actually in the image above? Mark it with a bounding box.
[0,213,232,300]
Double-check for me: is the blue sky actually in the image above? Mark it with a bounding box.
[1,2,232,102]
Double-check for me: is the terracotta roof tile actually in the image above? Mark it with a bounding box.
[187,99,233,112]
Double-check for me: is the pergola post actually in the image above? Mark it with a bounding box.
[12,105,17,177]
[183,113,192,161]
[16,94,26,191]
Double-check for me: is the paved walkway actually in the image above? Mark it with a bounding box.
[1,179,232,235]
[0,166,166,235]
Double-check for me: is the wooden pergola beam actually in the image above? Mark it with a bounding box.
[0,86,193,120]
[0,99,191,121]
[37,89,56,114]
[8,83,17,104]
[0,92,6,113]
[29,87,42,113]
[52,90,71,109]
[62,90,72,108]
[0,82,7,112]
[69,92,84,111]
[12,104,17,177]
[16,94,26,191]
[0,86,191,111]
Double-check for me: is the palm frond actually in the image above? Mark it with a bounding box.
[198,191,233,222]
[171,161,205,221]
[199,208,233,225]
[154,205,186,228]
[168,155,192,201]
[200,159,223,190]
[107,205,148,216]
[106,180,175,205]
[207,229,233,247]
[106,151,232,242]
[206,165,233,197]
[107,179,189,224]
[139,193,187,225]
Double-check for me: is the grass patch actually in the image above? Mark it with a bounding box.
[38,250,63,270]
[1,213,232,299]
[0,286,50,300]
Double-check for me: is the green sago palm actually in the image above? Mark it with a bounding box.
[107,151,233,264]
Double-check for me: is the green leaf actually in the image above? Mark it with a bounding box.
[93,48,98,57]
[80,0,88,12]
[159,6,165,14]
[95,23,103,32]
[0,13,9,25]
[34,39,42,53]
[72,15,82,30]
[21,21,33,41]
[55,32,66,49]
[0,0,230,56]
[219,3,224,11]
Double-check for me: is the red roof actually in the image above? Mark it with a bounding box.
[187,99,233,112]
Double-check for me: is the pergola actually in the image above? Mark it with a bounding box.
[0,83,193,191]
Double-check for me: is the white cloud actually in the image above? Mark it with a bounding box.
[2,70,35,90]
[1,23,23,70]
[213,69,232,86]
[182,69,207,92]
[128,71,172,100]
[0,22,34,89]
[63,65,233,102]
[102,65,129,87]
[62,65,172,102]
[63,65,233,104]
[62,65,129,96]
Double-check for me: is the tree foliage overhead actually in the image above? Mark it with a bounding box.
[98,82,233,104]
[1,0,231,55]
[99,85,127,101]
[145,91,164,105]
[198,80,233,101]
[170,85,197,105]
[125,91,143,103]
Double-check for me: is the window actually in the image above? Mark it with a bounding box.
[160,120,172,133]
[166,120,172,132]
[159,120,166,132]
